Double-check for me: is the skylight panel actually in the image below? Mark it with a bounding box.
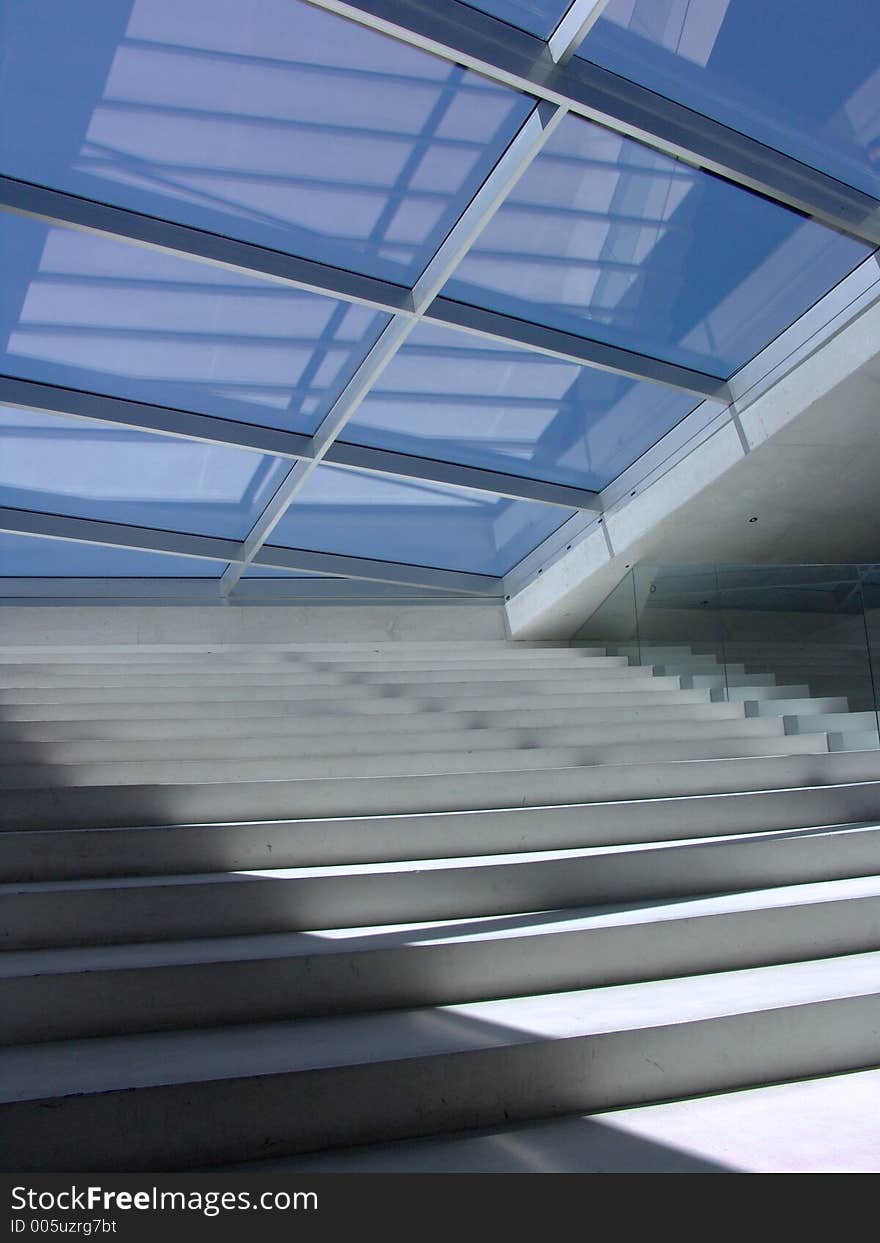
[344,320,705,490]
[0,0,533,283]
[267,464,573,576]
[0,531,223,577]
[444,111,870,376]
[578,0,880,199]
[0,407,288,540]
[0,214,388,434]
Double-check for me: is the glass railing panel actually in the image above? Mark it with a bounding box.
[573,561,880,749]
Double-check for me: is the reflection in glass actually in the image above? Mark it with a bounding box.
[0,0,532,282]
[0,531,223,577]
[580,0,880,199]
[458,0,572,38]
[345,320,704,489]
[0,214,388,434]
[268,464,573,575]
[0,407,289,539]
[446,112,869,375]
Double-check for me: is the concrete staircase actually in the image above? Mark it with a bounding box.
[2,637,880,1172]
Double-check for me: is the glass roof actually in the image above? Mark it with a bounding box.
[580,0,880,200]
[458,1,573,38]
[0,531,223,577]
[0,212,389,435]
[0,407,288,539]
[268,464,573,577]
[445,111,870,377]
[0,0,876,596]
[344,321,703,490]
[0,0,532,284]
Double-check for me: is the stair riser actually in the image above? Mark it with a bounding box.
[744,697,850,716]
[4,994,878,1172]
[0,659,631,688]
[0,701,751,745]
[0,718,786,766]
[5,827,878,949]
[6,895,880,1044]
[4,783,880,881]
[0,733,825,789]
[0,643,590,663]
[4,751,878,832]
[0,673,681,705]
[0,688,709,721]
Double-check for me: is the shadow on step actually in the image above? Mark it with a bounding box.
[216,1112,736,1174]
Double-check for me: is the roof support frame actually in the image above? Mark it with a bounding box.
[0,508,501,595]
[301,0,880,247]
[0,374,601,509]
[220,99,571,594]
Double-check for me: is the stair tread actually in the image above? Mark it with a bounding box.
[4,870,880,977]
[4,821,874,895]
[5,950,879,1103]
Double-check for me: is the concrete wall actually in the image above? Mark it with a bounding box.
[0,602,509,647]
[507,288,880,640]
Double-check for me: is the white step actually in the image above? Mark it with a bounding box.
[4,875,880,1045]
[785,712,879,735]
[744,696,850,717]
[0,641,587,663]
[0,715,788,767]
[3,822,878,950]
[4,951,880,1170]
[214,1068,880,1172]
[0,700,752,744]
[0,652,614,678]
[0,671,681,706]
[4,749,877,832]
[0,659,637,690]
[828,731,880,752]
[0,732,828,789]
[681,672,777,689]
[716,684,810,701]
[0,686,717,723]
[5,782,880,882]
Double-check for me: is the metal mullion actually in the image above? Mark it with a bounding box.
[0,176,730,397]
[302,0,880,248]
[548,0,611,65]
[0,507,243,565]
[222,101,570,594]
[0,373,597,508]
[251,544,501,595]
[0,174,416,317]
[427,299,729,398]
[322,441,600,509]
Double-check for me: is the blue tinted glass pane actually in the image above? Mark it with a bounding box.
[459,1,572,38]
[0,407,288,539]
[269,465,571,575]
[0,214,388,435]
[345,321,702,489]
[581,0,880,199]
[0,532,222,577]
[0,0,532,283]
[445,113,870,376]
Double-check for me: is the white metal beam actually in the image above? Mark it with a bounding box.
[220,101,571,594]
[548,0,611,65]
[0,508,240,564]
[0,507,502,594]
[0,176,723,397]
[0,374,601,509]
[249,545,501,595]
[0,174,414,316]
